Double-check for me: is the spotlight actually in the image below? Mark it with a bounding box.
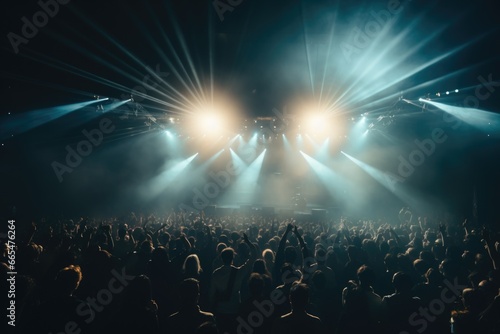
[455,89,459,93]
[305,114,328,134]
[446,91,449,95]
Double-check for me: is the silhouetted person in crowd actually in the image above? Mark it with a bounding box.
[167,278,216,334]
[183,253,203,280]
[382,271,421,334]
[108,275,159,334]
[239,273,276,334]
[272,283,324,334]
[210,233,257,333]
[251,259,273,296]
[30,265,93,334]
[451,288,483,334]
[338,265,383,334]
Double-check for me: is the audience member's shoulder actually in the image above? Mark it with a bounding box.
[212,265,225,274]
[382,293,395,303]
[308,313,321,322]
[279,311,293,319]
[200,310,215,318]
[168,311,180,319]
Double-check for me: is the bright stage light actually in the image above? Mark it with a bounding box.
[187,91,243,137]
[202,113,222,129]
[307,115,326,132]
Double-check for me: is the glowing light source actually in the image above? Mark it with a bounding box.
[307,114,326,133]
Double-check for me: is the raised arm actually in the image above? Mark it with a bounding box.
[483,230,499,270]
[275,223,293,264]
[389,226,402,248]
[104,224,114,252]
[438,223,447,248]
[238,233,257,276]
[293,225,310,260]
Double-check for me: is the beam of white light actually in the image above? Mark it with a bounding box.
[324,11,489,115]
[248,133,259,147]
[330,13,450,109]
[341,151,428,210]
[1,98,108,139]
[297,134,304,150]
[165,130,184,157]
[300,151,348,199]
[237,134,245,147]
[141,153,198,199]
[42,27,179,107]
[101,99,131,113]
[19,48,192,115]
[318,4,340,107]
[316,137,330,161]
[350,65,481,114]
[142,3,209,108]
[282,134,292,152]
[328,17,417,111]
[171,149,226,194]
[420,99,500,130]
[338,39,481,111]
[193,149,225,174]
[306,134,320,151]
[164,6,207,103]
[227,134,239,148]
[224,149,267,205]
[229,148,248,170]
[27,5,206,116]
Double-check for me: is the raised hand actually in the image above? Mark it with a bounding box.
[438,223,446,235]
